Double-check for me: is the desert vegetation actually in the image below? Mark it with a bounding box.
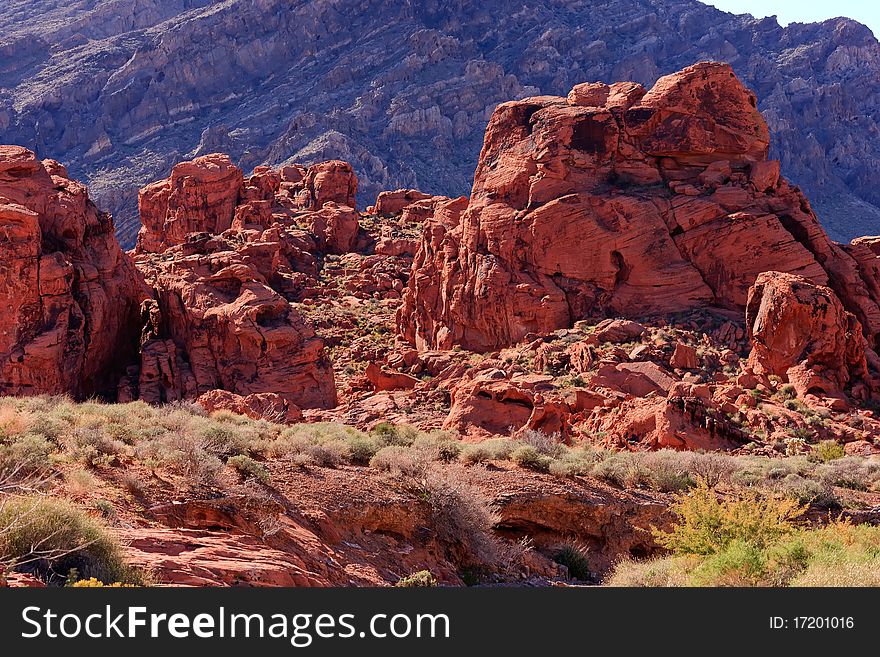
[0,395,878,586]
[606,480,880,586]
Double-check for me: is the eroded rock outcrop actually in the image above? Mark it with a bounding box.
[399,63,880,354]
[122,155,346,410]
[0,146,140,398]
[746,271,869,399]
[136,154,244,254]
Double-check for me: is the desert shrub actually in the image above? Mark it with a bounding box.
[655,479,804,555]
[548,453,593,479]
[227,455,270,485]
[395,570,437,587]
[344,435,382,465]
[119,473,146,499]
[816,457,880,492]
[197,423,254,457]
[434,440,463,463]
[518,429,564,458]
[783,398,807,413]
[0,496,144,585]
[459,444,492,466]
[779,384,797,400]
[369,446,428,478]
[414,469,500,567]
[69,578,134,587]
[687,452,737,487]
[136,433,223,486]
[481,438,519,461]
[773,474,837,508]
[267,433,313,458]
[0,433,53,479]
[611,520,880,587]
[641,450,696,492]
[731,455,811,488]
[65,426,124,468]
[605,555,695,587]
[66,469,98,496]
[554,543,592,581]
[511,446,551,473]
[304,441,348,468]
[94,499,116,520]
[592,452,650,488]
[372,421,413,447]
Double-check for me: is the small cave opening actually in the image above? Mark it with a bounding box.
[570,116,608,154]
[611,250,631,287]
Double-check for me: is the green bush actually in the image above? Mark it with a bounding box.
[435,440,463,463]
[0,433,53,479]
[460,444,492,466]
[814,440,845,463]
[0,496,144,585]
[779,384,797,400]
[654,479,804,555]
[345,436,381,465]
[554,543,592,581]
[395,570,437,587]
[511,446,551,473]
[607,519,880,587]
[372,422,415,447]
[369,446,427,478]
[227,455,271,485]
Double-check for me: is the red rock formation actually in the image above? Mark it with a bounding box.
[119,154,369,411]
[746,271,870,399]
[444,371,570,439]
[0,146,140,398]
[365,362,419,391]
[294,160,357,211]
[301,203,359,254]
[126,233,337,409]
[136,154,244,253]
[400,63,880,354]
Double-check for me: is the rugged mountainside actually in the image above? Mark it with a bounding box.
[4,0,880,246]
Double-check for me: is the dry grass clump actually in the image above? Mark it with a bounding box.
[0,495,146,586]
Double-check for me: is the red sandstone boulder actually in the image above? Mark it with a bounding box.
[670,342,700,370]
[746,271,869,398]
[300,203,360,254]
[197,389,303,423]
[399,63,880,354]
[0,146,141,398]
[365,362,419,391]
[370,189,433,215]
[444,372,570,439]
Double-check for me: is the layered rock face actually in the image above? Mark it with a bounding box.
[122,156,342,410]
[747,272,869,399]
[0,146,140,398]
[400,63,880,354]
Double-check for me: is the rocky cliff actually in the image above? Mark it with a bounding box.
[4,0,880,246]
